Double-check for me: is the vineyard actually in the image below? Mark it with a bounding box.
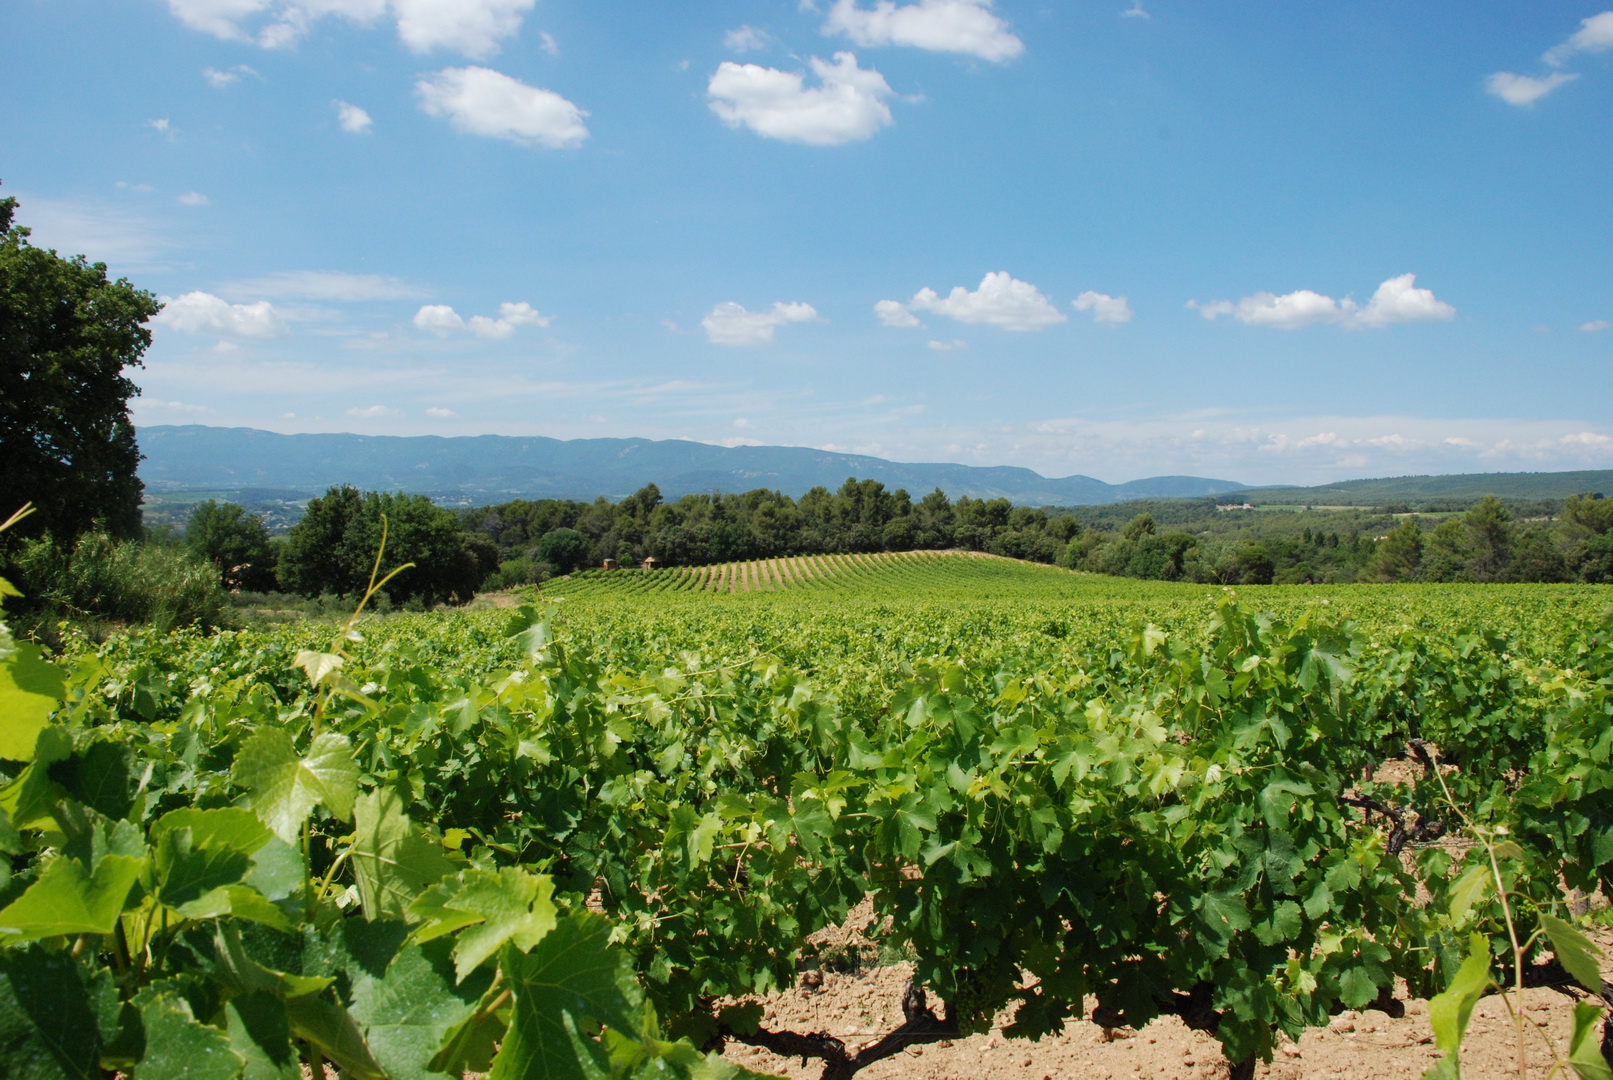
[548,550,1060,597]
[2,537,1612,1079]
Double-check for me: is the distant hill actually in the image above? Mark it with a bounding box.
[135,425,1247,506]
[1236,470,1613,505]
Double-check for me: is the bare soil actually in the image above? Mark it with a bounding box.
[720,956,1611,1080]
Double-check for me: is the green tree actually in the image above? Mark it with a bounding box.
[0,189,161,540]
[279,487,486,605]
[1121,512,1157,541]
[186,500,276,591]
[1463,495,1513,580]
[1367,517,1424,581]
[535,527,593,575]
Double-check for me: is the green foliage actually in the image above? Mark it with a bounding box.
[186,501,277,592]
[534,528,593,575]
[4,534,1613,1078]
[0,188,160,542]
[278,488,486,606]
[7,530,229,635]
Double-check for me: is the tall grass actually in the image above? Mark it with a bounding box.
[7,530,229,637]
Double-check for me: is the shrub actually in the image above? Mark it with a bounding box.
[7,530,228,635]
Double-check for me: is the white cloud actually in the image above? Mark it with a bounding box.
[1072,290,1133,324]
[1189,273,1454,330]
[708,52,895,146]
[346,404,398,418]
[875,298,922,327]
[724,25,773,51]
[425,406,458,417]
[884,271,1066,332]
[538,30,558,55]
[1120,1,1149,18]
[1545,11,1613,65]
[415,66,588,147]
[1353,273,1457,327]
[155,291,289,340]
[1485,71,1578,106]
[149,118,172,134]
[334,100,373,133]
[702,300,819,346]
[821,0,1023,62]
[176,191,210,206]
[1581,320,1611,332]
[165,0,532,58]
[202,64,259,87]
[413,301,550,338]
[927,338,967,351]
[392,0,533,58]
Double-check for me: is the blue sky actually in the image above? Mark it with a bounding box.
[5,0,1611,485]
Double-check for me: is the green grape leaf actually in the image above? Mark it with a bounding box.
[0,853,143,942]
[1539,913,1606,994]
[0,946,105,1080]
[1338,965,1380,1009]
[1428,934,1491,1055]
[1446,863,1492,926]
[132,988,243,1080]
[346,933,493,1080]
[490,913,641,1080]
[1568,1002,1613,1080]
[0,642,65,762]
[409,867,557,982]
[426,978,506,1076]
[0,726,72,830]
[153,827,255,910]
[350,788,456,921]
[232,730,359,843]
[283,992,387,1080]
[225,992,299,1080]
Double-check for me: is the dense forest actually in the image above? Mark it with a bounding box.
[461,479,1613,587]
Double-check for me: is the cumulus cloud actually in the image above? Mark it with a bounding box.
[881,271,1066,332]
[154,291,288,339]
[1189,273,1455,330]
[413,300,551,339]
[1072,290,1133,324]
[1485,71,1578,106]
[176,191,210,206]
[425,406,459,417]
[702,301,819,346]
[821,0,1023,62]
[1582,320,1611,332]
[165,0,534,58]
[202,64,258,87]
[1120,1,1149,17]
[346,404,398,418]
[724,25,773,51]
[538,30,558,55]
[334,100,373,133]
[875,298,922,327]
[416,66,588,147]
[927,338,967,351]
[708,52,894,145]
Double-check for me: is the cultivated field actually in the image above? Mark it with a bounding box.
[3,556,1610,1079]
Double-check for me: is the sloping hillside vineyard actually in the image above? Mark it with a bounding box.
[1,542,1611,1078]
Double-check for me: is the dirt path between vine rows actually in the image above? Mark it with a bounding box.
[720,930,1613,1080]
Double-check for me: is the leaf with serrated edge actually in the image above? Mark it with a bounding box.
[1568,1002,1613,1080]
[490,913,640,1080]
[294,650,344,687]
[1540,913,1606,994]
[1428,934,1491,1056]
[132,989,244,1080]
[0,854,142,942]
[410,867,557,982]
[232,730,359,843]
[350,789,456,921]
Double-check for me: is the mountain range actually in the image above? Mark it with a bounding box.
[136,426,1247,506]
